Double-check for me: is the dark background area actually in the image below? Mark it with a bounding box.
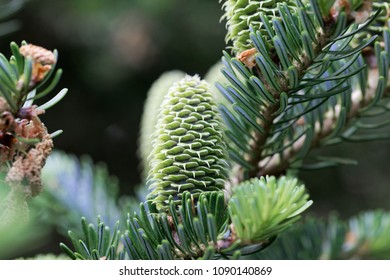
[2,0,389,227]
[1,0,227,192]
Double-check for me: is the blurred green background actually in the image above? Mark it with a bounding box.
[1,0,389,229]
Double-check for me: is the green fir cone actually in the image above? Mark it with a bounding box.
[138,70,186,179]
[146,75,229,211]
[220,0,300,54]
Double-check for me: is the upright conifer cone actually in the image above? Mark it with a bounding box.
[147,75,229,211]
[220,0,299,54]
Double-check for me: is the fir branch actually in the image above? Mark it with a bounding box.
[34,150,136,234]
[220,0,334,178]
[61,177,312,260]
[252,215,347,260]
[17,0,390,261]
[257,34,390,176]
[218,0,389,181]
[272,86,389,174]
[253,210,390,259]
[61,192,231,260]
[60,217,122,260]
[228,176,312,244]
[0,42,67,201]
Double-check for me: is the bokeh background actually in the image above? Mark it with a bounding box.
[1,0,227,191]
[1,0,389,256]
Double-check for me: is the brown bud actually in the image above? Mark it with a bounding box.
[19,44,56,84]
[237,48,257,69]
[19,44,56,65]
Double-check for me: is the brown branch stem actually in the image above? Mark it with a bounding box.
[257,67,390,177]
[243,24,334,179]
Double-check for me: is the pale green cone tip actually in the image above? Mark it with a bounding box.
[146,75,229,211]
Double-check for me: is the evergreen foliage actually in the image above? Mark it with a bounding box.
[229,176,312,243]
[254,210,390,259]
[217,0,390,180]
[0,0,390,260]
[33,151,135,234]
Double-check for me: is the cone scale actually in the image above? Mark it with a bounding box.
[147,75,228,211]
